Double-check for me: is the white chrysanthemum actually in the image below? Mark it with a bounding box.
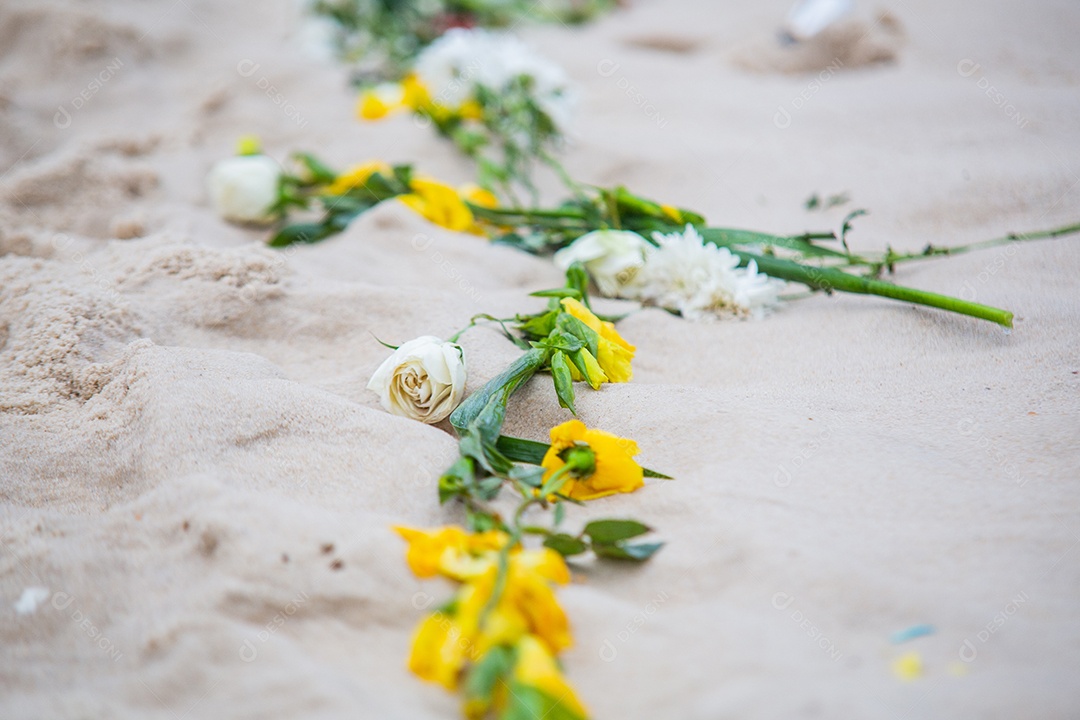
[631,225,785,320]
[413,28,575,128]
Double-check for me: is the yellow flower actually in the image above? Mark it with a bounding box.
[235,134,261,156]
[401,73,432,111]
[398,177,476,233]
[458,184,498,209]
[325,161,393,195]
[660,203,683,223]
[394,525,507,580]
[559,297,635,384]
[357,82,407,120]
[398,527,575,694]
[459,99,484,121]
[408,611,470,690]
[512,635,589,719]
[541,419,644,501]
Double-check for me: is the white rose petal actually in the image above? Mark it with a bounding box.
[554,229,650,297]
[367,336,467,423]
[206,155,281,225]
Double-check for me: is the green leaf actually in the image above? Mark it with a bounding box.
[292,152,337,184]
[464,646,514,707]
[268,222,335,248]
[553,501,566,527]
[593,541,664,562]
[584,519,651,544]
[508,464,544,488]
[502,682,586,720]
[543,533,588,557]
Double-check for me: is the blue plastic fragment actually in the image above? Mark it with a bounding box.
[890,624,936,644]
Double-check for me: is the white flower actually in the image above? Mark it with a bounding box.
[553,230,650,297]
[367,336,467,423]
[414,28,575,129]
[634,225,785,320]
[206,154,281,225]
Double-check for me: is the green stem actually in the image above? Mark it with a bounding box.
[728,244,1014,328]
[856,220,1080,272]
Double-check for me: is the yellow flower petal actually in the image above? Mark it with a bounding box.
[408,611,469,690]
[401,74,432,111]
[325,161,393,196]
[559,298,635,383]
[399,177,476,232]
[512,635,589,719]
[540,420,644,501]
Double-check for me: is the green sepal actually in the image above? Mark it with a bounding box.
[503,682,586,720]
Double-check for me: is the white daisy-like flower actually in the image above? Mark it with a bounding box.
[631,225,785,320]
[413,28,575,128]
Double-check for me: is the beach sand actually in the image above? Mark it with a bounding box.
[2,0,1079,717]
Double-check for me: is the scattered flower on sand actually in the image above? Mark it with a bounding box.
[541,419,645,500]
[553,229,650,297]
[632,224,785,320]
[207,148,281,225]
[559,298,635,385]
[367,336,467,423]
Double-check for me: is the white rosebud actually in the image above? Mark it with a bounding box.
[553,229,650,297]
[367,336,467,424]
[206,155,281,225]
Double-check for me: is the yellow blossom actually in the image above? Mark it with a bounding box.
[660,203,683,222]
[541,419,644,501]
[459,99,484,121]
[458,184,498,209]
[394,525,507,580]
[408,611,470,690]
[235,134,261,156]
[559,297,635,384]
[512,635,589,719]
[401,74,432,111]
[398,177,476,232]
[398,527,575,693]
[325,161,393,195]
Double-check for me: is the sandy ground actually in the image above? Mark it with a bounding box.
[2,0,1079,718]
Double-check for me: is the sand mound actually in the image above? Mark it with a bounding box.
[732,13,904,74]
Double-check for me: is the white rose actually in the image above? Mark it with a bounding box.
[367,336,467,423]
[553,229,650,297]
[206,155,281,225]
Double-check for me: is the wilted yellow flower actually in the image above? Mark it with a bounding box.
[325,161,393,195]
[356,82,407,121]
[401,73,432,111]
[394,525,507,580]
[512,635,589,719]
[398,526,574,694]
[408,611,470,690]
[399,177,476,233]
[459,99,484,121]
[559,297,635,384]
[458,184,498,209]
[541,419,644,501]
